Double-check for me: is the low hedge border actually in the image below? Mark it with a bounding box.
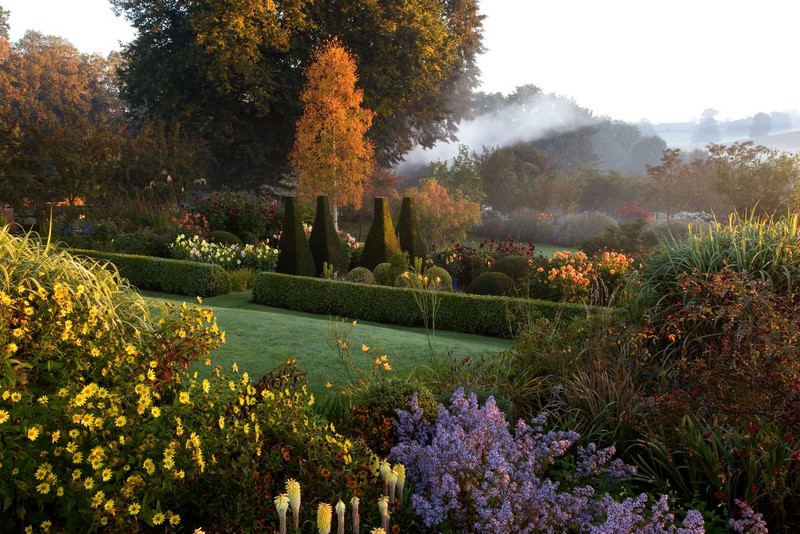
[72,249,231,297]
[252,272,598,339]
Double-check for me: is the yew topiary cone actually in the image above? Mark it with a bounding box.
[275,196,316,277]
[360,197,401,271]
[308,195,349,276]
[396,196,427,264]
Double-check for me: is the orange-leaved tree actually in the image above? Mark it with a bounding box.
[290,38,375,230]
[404,178,481,248]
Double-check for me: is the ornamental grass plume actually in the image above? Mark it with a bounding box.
[317,503,333,534]
[378,496,389,531]
[286,479,301,529]
[351,496,361,533]
[275,494,289,534]
[335,500,345,534]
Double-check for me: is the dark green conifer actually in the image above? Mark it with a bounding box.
[275,197,316,276]
[395,196,427,263]
[359,197,401,270]
[309,196,348,276]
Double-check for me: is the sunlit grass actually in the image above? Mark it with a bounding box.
[141,290,512,400]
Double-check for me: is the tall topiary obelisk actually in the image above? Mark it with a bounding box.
[396,196,427,264]
[275,196,316,277]
[359,197,401,271]
[308,195,349,276]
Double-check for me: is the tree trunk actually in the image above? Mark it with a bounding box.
[332,202,339,233]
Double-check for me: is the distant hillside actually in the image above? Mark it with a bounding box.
[652,124,800,154]
[749,130,800,153]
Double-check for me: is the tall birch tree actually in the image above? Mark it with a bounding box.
[290,39,374,231]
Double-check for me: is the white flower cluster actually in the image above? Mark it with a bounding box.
[170,234,278,272]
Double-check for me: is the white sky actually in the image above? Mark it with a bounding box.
[4,0,799,124]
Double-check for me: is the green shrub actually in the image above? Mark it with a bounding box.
[389,251,410,276]
[423,266,453,291]
[252,271,595,338]
[359,197,401,270]
[308,196,349,276]
[465,272,516,296]
[490,255,534,282]
[207,229,244,246]
[395,196,427,263]
[337,377,438,457]
[394,272,424,289]
[373,262,393,285]
[229,267,257,291]
[348,245,364,271]
[503,208,555,243]
[553,212,618,247]
[344,266,376,284]
[193,190,280,243]
[579,219,657,254]
[275,196,316,277]
[72,249,231,296]
[110,227,181,258]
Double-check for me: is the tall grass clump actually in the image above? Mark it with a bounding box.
[0,227,152,388]
[633,211,800,311]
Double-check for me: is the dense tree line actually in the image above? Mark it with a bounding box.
[0,29,209,208]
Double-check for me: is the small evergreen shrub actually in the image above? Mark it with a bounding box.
[490,255,535,282]
[423,266,453,291]
[373,262,393,286]
[553,212,618,247]
[344,267,376,285]
[359,197,401,270]
[395,272,424,289]
[207,230,244,246]
[504,208,555,243]
[348,245,364,271]
[229,267,257,291]
[308,196,349,276]
[275,197,316,277]
[395,196,427,263]
[389,252,410,277]
[465,272,516,296]
[579,219,657,254]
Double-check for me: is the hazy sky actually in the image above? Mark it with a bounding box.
[3,0,798,124]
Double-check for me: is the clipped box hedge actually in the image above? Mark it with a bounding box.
[252,272,596,339]
[72,249,231,297]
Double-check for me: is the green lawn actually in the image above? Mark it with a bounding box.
[141,290,513,400]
